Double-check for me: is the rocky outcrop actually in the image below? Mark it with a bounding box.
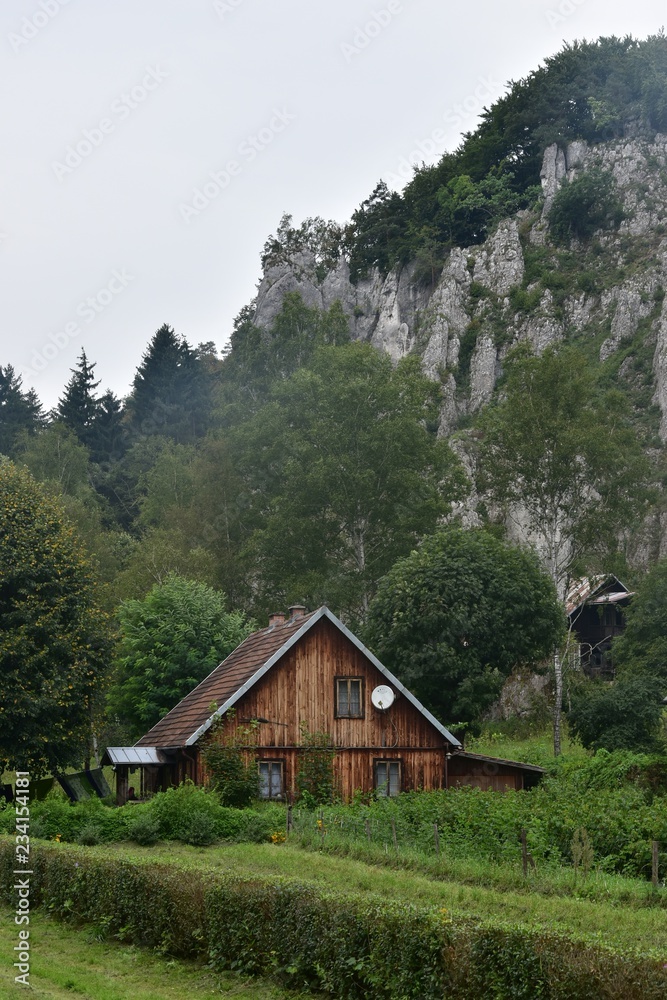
[251,137,667,443]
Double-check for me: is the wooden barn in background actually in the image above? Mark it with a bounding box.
[104,605,543,802]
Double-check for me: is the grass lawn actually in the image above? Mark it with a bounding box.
[0,909,311,999]
[101,840,667,959]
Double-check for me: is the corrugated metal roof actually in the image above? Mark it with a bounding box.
[134,606,462,751]
[102,747,175,766]
[566,575,630,615]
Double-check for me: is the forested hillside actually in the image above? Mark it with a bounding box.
[3,33,667,753]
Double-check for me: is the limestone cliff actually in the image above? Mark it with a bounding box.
[251,137,667,449]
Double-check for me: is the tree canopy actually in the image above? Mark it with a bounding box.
[344,34,667,280]
[0,365,43,457]
[235,342,465,620]
[364,527,564,726]
[0,461,112,775]
[568,674,665,753]
[477,345,651,599]
[107,574,255,738]
[612,560,667,682]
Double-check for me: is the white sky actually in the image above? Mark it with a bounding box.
[1,0,665,409]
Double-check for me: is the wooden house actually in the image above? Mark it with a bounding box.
[567,576,634,678]
[104,605,543,802]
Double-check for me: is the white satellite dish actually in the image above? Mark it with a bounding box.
[371,684,395,710]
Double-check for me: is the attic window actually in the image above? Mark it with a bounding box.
[335,677,363,719]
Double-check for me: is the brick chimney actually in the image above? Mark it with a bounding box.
[288,604,307,620]
[268,611,286,627]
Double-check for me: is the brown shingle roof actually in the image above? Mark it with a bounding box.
[135,610,318,749]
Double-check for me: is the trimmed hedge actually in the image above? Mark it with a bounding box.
[1,839,665,999]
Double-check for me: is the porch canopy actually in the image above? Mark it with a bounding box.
[101,746,178,803]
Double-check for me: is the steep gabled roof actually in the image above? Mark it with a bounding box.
[135,606,461,750]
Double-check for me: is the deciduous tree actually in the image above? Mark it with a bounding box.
[237,342,465,620]
[364,527,563,727]
[0,461,112,775]
[107,574,254,737]
[477,345,652,753]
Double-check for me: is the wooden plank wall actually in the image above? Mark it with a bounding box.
[196,617,450,798]
[224,618,446,750]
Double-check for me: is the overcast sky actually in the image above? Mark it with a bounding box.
[1,0,665,409]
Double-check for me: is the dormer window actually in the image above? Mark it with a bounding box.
[335,677,364,718]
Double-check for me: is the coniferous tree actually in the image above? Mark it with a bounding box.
[89,390,126,466]
[56,350,101,450]
[0,365,43,456]
[127,324,212,443]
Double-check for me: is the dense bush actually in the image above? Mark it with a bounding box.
[567,675,666,752]
[0,840,664,999]
[548,168,624,244]
[0,783,284,847]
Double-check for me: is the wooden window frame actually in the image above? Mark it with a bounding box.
[334,676,365,719]
[373,758,402,797]
[258,758,285,800]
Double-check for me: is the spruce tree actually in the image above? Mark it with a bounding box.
[56,350,101,449]
[0,365,43,456]
[127,324,211,443]
[89,389,125,465]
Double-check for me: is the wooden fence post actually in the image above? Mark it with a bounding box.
[433,822,440,856]
[286,804,293,839]
[652,841,659,888]
[391,817,398,852]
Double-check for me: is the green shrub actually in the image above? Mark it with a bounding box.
[180,811,217,847]
[549,168,624,244]
[77,823,103,846]
[1,840,665,999]
[199,713,260,808]
[128,812,160,846]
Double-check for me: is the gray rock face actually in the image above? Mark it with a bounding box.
[600,278,661,361]
[652,296,667,442]
[472,220,525,295]
[250,135,667,456]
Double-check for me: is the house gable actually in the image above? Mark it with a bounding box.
[222,616,453,751]
[135,606,460,751]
